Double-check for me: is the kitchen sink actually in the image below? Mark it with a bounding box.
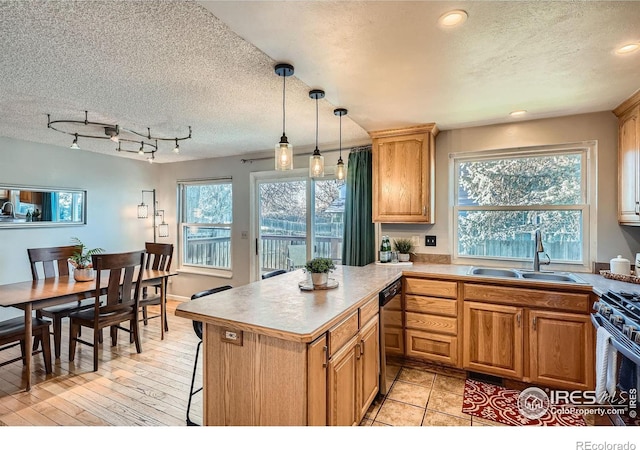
[519,272,586,283]
[467,267,588,284]
[468,267,520,278]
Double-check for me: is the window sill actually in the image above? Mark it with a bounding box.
[176,268,233,279]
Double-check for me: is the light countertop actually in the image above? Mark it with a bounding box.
[174,262,640,343]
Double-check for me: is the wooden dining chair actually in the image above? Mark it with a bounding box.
[0,307,53,374]
[27,245,95,358]
[68,250,145,372]
[139,242,173,332]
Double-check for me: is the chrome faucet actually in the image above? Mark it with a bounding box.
[533,229,551,271]
[1,201,15,218]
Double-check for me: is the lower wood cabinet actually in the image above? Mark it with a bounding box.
[462,286,594,391]
[462,302,523,379]
[328,315,379,426]
[529,310,594,390]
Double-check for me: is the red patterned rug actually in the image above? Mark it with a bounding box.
[462,379,587,426]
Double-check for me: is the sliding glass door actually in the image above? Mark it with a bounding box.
[254,173,345,279]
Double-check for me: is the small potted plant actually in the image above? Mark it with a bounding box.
[393,238,415,262]
[68,237,105,281]
[304,257,336,288]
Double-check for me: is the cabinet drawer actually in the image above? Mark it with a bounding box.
[405,278,457,298]
[384,327,404,355]
[328,311,359,356]
[464,283,590,313]
[405,329,458,366]
[405,295,456,317]
[406,312,457,335]
[359,296,379,327]
[383,310,402,328]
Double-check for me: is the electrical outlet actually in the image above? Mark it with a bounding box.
[425,235,437,246]
[241,231,248,239]
[411,235,420,247]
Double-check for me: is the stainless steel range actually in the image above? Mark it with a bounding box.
[592,290,640,425]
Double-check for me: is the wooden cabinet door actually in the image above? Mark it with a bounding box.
[618,106,640,224]
[370,125,436,223]
[463,302,523,379]
[307,334,327,425]
[327,335,359,426]
[529,310,594,391]
[358,315,379,420]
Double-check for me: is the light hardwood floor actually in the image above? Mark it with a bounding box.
[0,300,202,426]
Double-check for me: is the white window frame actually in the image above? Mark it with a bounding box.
[250,168,341,282]
[449,141,597,272]
[177,178,233,278]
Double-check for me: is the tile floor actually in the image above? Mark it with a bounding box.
[360,362,600,426]
[360,362,494,426]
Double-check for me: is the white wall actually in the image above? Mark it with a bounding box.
[0,136,158,284]
[381,111,640,268]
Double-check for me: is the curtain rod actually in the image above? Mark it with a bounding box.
[240,144,371,164]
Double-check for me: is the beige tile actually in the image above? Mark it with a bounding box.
[422,410,471,426]
[387,380,431,407]
[427,389,470,420]
[432,374,466,395]
[397,367,435,387]
[375,399,425,426]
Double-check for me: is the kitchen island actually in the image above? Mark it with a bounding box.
[175,262,638,426]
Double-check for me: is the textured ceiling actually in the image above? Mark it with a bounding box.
[1,1,639,164]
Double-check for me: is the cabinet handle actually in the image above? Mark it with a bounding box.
[636,201,640,215]
[516,313,521,327]
[322,345,328,368]
[360,339,365,356]
[356,342,362,359]
[532,317,537,331]
[422,206,427,216]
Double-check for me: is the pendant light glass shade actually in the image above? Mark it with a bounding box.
[274,63,294,170]
[334,108,348,181]
[275,136,293,170]
[309,89,325,178]
[310,149,324,178]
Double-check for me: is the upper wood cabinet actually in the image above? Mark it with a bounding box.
[614,90,640,225]
[369,124,438,223]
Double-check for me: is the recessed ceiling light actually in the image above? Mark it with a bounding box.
[615,43,640,55]
[438,10,468,28]
[510,110,527,117]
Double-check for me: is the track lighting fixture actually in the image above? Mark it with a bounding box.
[47,110,191,160]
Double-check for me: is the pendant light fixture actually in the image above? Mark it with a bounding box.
[274,63,294,170]
[334,108,347,181]
[309,89,325,178]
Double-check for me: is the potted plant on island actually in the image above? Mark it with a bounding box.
[68,237,105,281]
[393,238,415,262]
[304,257,336,288]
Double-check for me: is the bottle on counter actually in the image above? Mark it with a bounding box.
[380,235,391,263]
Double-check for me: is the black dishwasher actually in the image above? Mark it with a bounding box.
[379,278,402,395]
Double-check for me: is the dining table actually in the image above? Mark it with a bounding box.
[0,268,175,391]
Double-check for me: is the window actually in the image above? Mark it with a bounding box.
[178,179,232,273]
[253,170,345,279]
[452,142,595,268]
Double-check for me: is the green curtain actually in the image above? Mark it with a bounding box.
[342,146,375,266]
